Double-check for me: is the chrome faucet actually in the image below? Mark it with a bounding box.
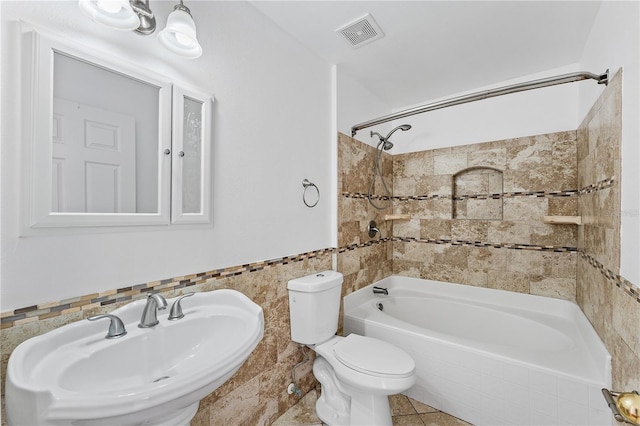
[373,286,388,295]
[138,293,168,328]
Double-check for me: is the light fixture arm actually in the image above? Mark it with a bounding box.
[130,0,156,35]
[130,0,154,19]
[173,0,192,15]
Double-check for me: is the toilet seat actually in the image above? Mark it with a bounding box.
[333,334,415,378]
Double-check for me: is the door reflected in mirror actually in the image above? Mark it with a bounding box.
[52,52,160,214]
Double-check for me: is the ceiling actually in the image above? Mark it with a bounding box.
[250,1,602,109]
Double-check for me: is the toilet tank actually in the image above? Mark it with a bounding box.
[287,270,343,345]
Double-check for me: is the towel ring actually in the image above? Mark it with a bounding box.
[302,179,319,208]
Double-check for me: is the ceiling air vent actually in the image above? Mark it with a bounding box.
[336,13,385,49]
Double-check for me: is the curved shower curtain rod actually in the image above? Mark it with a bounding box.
[351,70,609,137]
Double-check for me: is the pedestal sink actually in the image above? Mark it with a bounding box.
[6,289,264,425]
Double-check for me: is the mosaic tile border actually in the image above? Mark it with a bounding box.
[3,207,636,329]
[579,177,615,195]
[345,177,615,202]
[393,236,578,252]
[395,237,639,303]
[344,190,579,202]
[0,237,577,329]
[336,238,390,253]
[580,251,640,302]
[0,248,336,329]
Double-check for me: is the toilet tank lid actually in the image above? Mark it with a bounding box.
[287,270,343,292]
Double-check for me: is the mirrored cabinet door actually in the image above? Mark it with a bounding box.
[21,28,173,231]
[171,85,212,224]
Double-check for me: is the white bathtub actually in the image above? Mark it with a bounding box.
[343,276,612,426]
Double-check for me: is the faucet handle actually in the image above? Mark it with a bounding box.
[367,220,382,240]
[88,314,127,339]
[168,292,195,321]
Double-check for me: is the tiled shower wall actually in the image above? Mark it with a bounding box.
[391,130,579,298]
[1,252,332,425]
[337,68,638,395]
[338,130,579,301]
[576,69,640,393]
[337,132,394,301]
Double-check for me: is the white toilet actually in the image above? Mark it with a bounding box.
[287,270,416,426]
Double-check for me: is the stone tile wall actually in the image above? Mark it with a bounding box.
[1,251,333,425]
[337,132,394,330]
[392,131,579,299]
[576,69,640,393]
[338,130,580,301]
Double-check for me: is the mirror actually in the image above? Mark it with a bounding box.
[20,27,211,232]
[52,52,161,214]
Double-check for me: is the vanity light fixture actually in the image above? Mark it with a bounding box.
[78,0,140,31]
[78,0,202,59]
[157,1,203,59]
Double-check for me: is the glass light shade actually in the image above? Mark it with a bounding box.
[78,0,140,31]
[158,9,202,59]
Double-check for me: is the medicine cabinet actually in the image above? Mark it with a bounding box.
[20,28,212,233]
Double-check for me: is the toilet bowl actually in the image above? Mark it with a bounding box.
[312,334,416,425]
[287,271,416,426]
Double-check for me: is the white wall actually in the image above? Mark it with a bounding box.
[578,0,640,284]
[336,69,392,146]
[382,63,586,155]
[0,1,333,311]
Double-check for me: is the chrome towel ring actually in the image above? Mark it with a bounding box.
[302,179,319,208]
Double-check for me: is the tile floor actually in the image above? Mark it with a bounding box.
[273,389,473,426]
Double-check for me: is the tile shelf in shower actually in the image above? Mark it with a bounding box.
[384,214,411,221]
[543,216,583,225]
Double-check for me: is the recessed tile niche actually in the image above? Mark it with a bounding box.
[452,167,503,220]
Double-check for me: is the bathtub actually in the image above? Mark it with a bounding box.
[343,276,612,426]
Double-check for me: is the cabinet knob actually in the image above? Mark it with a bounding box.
[164,149,171,155]
[178,151,185,157]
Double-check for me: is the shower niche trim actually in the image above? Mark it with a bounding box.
[452,167,503,221]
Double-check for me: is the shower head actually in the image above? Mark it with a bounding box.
[374,124,412,150]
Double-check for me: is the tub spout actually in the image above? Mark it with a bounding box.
[373,286,388,295]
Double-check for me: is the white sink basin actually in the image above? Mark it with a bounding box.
[6,289,264,426]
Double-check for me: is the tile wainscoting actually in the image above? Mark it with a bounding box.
[1,250,334,425]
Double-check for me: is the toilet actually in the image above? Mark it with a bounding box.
[287,271,416,426]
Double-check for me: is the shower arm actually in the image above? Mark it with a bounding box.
[351,70,609,137]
